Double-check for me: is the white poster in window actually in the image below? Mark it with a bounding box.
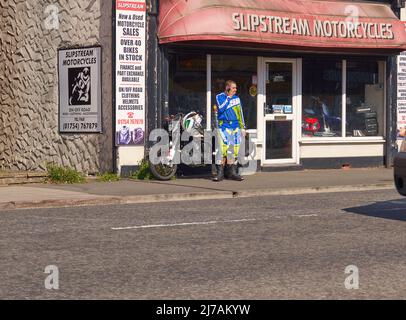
[115,0,146,146]
[58,47,102,133]
[397,52,406,139]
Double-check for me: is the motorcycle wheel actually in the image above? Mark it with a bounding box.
[148,159,177,181]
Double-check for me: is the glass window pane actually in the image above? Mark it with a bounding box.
[212,55,257,129]
[168,53,207,125]
[302,58,342,137]
[346,60,384,137]
[266,120,292,160]
[266,62,292,115]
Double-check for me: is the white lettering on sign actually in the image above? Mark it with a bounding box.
[115,1,146,146]
[231,13,394,40]
[397,51,406,140]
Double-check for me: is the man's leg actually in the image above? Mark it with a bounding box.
[212,127,229,182]
[226,128,244,181]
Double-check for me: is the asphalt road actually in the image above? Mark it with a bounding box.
[0,189,405,299]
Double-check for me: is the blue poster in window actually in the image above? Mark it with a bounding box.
[283,105,292,114]
[272,105,292,114]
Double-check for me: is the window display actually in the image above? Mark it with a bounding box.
[168,54,385,140]
[302,58,384,138]
[302,58,342,137]
[168,53,207,125]
[346,60,384,137]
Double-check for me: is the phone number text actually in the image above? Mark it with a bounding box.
[62,123,99,131]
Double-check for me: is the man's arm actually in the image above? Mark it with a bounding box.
[216,93,230,111]
[237,99,246,129]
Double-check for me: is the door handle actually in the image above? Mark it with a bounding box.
[264,103,273,115]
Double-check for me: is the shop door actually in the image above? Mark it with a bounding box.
[262,59,298,164]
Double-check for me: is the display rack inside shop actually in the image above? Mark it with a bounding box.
[348,105,379,137]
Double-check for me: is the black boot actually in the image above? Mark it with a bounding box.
[224,164,231,179]
[229,164,244,181]
[224,165,232,180]
[212,164,224,182]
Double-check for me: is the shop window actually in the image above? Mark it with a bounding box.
[302,58,342,137]
[211,55,257,129]
[346,60,384,137]
[168,53,207,125]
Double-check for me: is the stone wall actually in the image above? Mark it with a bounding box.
[0,0,113,173]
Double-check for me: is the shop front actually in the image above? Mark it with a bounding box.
[153,0,406,170]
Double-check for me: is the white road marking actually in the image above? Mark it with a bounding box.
[296,214,318,218]
[111,218,259,230]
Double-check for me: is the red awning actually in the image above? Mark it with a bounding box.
[158,0,406,52]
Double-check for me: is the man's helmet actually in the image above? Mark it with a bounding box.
[182,111,203,135]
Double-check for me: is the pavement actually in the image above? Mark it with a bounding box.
[0,167,397,211]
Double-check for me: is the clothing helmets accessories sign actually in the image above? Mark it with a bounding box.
[115,0,146,146]
[58,47,102,133]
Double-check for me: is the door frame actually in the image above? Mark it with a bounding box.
[258,57,302,165]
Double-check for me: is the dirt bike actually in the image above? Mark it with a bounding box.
[148,110,216,181]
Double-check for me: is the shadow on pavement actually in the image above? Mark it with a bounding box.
[176,164,213,180]
[343,197,406,222]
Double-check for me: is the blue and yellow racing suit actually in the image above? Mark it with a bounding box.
[215,92,246,160]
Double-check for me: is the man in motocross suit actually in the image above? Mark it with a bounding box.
[213,80,246,182]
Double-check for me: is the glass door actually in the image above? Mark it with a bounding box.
[263,59,297,164]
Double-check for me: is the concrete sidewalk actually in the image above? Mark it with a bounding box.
[0,168,396,211]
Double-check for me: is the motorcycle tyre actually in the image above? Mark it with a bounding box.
[149,160,178,181]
